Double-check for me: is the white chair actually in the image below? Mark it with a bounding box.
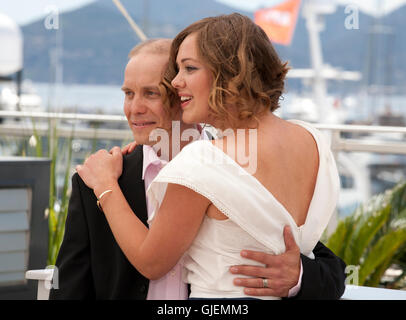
[25,269,55,300]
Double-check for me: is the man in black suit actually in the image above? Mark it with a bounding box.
[50,39,346,300]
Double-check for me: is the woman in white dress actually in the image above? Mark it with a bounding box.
[77,13,340,299]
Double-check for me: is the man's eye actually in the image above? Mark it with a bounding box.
[125,91,134,98]
[146,91,159,97]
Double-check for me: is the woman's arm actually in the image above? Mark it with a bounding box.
[77,147,210,280]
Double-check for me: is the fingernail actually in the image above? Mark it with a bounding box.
[234,279,242,285]
[241,250,248,257]
[230,267,238,273]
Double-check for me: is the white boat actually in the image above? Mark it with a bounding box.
[0,12,44,120]
[0,81,43,114]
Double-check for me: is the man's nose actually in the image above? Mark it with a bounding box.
[129,95,147,114]
[171,72,184,89]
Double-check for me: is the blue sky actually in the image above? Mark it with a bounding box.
[2,0,405,25]
[216,0,282,11]
[0,0,96,25]
[0,0,283,25]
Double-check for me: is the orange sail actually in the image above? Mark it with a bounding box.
[254,0,301,46]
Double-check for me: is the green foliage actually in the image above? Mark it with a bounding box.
[47,122,76,266]
[27,119,76,266]
[327,181,406,287]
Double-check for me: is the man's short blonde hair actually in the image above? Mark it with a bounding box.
[128,38,172,58]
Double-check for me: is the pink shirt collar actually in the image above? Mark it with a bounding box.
[142,124,208,180]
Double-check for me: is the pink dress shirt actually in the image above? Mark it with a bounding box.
[143,145,188,300]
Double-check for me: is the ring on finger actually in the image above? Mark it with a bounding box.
[262,278,269,288]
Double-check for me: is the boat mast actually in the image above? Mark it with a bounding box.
[301,0,336,123]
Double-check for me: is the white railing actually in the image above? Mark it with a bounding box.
[1,110,406,154]
[0,110,131,140]
[322,123,406,155]
[0,110,127,122]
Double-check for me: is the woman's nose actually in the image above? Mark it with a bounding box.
[171,72,184,89]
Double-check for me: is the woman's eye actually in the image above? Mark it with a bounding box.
[185,66,197,72]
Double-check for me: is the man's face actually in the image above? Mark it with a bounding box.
[122,52,173,145]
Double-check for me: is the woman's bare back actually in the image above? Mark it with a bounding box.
[208,114,319,227]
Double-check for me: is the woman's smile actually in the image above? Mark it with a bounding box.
[179,95,193,109]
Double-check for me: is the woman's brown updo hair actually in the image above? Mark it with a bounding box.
[163,13,289,129]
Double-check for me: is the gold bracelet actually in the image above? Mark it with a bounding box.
[96,189,112,212]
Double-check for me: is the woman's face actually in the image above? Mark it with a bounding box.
[171,33,214,125]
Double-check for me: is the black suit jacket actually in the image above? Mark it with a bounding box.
[50,146,149,299]
[50,145,346,300]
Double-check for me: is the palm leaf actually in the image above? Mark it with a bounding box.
[326,214,354,258]
[359,228,406,285]
[379,183,406,236]
[47,120,59,265]
[343,199,391,265]
[365,255,393,287]
[53,127,76,263]
[327,181,406,287]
